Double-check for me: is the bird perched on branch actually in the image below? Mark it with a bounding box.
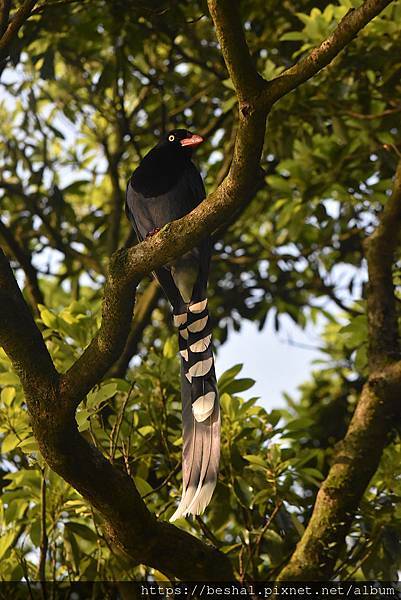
[125,129,220,521]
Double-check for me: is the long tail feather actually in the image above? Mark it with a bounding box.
[170,301,220,521]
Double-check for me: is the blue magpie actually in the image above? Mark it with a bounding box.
[125,129,220,520]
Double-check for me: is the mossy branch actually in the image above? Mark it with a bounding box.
[278,159,401,580]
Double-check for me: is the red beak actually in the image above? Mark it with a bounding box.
[180,134,204,148]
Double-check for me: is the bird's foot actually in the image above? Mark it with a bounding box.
[146,227,160,238]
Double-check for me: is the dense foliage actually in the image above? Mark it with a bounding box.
[1,0,401,583]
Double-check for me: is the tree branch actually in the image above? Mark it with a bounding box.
[265,0,394,105]
[0,0,37,52]
[0,218,45,312]
[277,159,401,580]
[0,0,11,38]
[207,0,265,103]
[364,160,401,370]
[108,279,162,379]
[0,249,59,408]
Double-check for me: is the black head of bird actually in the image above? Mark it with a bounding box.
[163,128,204,152]
[130,129,204,197]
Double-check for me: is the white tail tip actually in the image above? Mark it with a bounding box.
[169,480,217,522]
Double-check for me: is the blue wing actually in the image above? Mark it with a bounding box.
[125,161,205,242]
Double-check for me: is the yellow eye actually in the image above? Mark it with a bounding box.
[168,134,175,142]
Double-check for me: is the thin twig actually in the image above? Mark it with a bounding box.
[141,463,180,500]
[38,467,48,598]
[110,382,135,462]
[30,0,89,15]
[342,105,401,120]
[255,500,283,556]
[195,516,223,549]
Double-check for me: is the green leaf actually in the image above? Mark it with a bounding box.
[221,378,255,395]
[355,343,368,373]
[138,425,154,436]
[244,454,268,469]
[269,410,282,428]
[301,467,323,480]
[267,174,292,193]
[269,444,281,466]
[340,315,367,349]
[87,382,118,407]
[75,409,90,432]
[222,78,235,90]
[280,31,305,41]
[38,305,58,329]
[285,417,314,431]
[64,526,81,571]
[233,477,252,508]
[30,520,41,547]
[18,436,40,453]
[163,336,177,358]
[0,372,20,386]
[218,364,243,388]
[221,95,237,112]
[252,489,271,506]
[218,365,247,394]
[134,476,154,497]
[2,433,20,453]
[1,387,15,406]
[0,531,14,561]
[67,521,97,542]
[220,392,239,419]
